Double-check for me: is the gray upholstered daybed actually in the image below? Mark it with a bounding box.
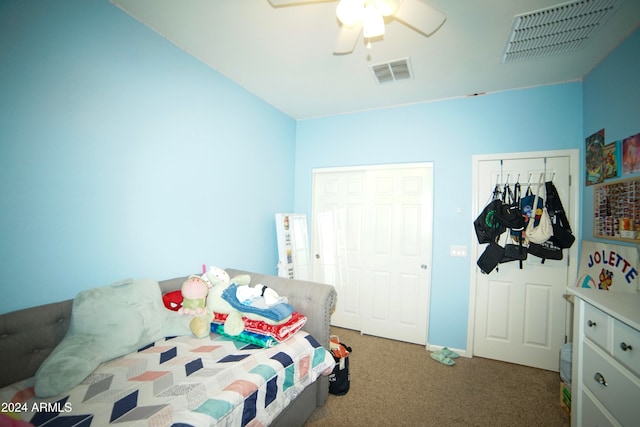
[0,268,337,426]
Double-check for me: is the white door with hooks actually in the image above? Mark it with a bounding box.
[312,163,433,345]
[469,150,579,371]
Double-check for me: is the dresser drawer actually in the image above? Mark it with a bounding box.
[584,303,609,350]
[581,388,620,427]
[612,318,640,377]
[583,340,640,427]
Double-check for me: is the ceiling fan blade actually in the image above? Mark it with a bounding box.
[333,23,363,55]
[394,0,446,36]
[268,0,336,6]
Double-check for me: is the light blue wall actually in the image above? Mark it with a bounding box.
[0,0,296,313]
[294,84,583,349]
[582,28,640,245]
[2,0,636,354]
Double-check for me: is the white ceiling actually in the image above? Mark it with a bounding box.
[110,0,640,120]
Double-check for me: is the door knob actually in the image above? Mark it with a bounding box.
[315,254,320,259]
[587,320,596,327]
[421,264,427,270]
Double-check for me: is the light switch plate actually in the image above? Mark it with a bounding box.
[450,245,467,257]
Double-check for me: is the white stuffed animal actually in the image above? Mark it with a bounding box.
[202,266,293,337]
[203,266,251,336]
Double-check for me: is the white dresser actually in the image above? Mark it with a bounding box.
[569,288,640,427]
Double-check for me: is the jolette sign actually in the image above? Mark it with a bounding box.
[577,241,639,293]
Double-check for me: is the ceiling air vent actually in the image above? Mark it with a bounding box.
[370,58,413,84]
[501,0,621,63]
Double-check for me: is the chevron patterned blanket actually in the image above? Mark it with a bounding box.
[0,331,334,426]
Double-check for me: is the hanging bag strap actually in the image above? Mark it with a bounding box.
[512,180,525,268]
[545,180,575,248]
[492,182,502,201]
[513,182,521,205]
[526,173,554,244]
[546,181,571,231]
[530,174,544,226]
[525,174,543,239]
[502,182,513,205]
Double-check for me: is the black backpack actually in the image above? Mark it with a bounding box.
[474,185,506,245]
[545,181,575,249]
[328,341,352,396]
[494,182,526,232]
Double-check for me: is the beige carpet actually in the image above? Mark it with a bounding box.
[305,327,571,427]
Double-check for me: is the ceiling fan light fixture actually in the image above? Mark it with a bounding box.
[336,0,364,27]
[374,0,399,17]
[362,3,385,38]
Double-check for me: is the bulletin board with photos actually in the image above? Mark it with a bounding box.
[594,176,640,242]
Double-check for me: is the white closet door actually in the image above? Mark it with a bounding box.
[313,169,366,332]
[471,150,579,371]
[312,163,433,345]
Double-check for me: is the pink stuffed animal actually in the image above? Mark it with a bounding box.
[178,276,208,315]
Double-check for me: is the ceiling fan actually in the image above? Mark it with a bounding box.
[268,0,446,54]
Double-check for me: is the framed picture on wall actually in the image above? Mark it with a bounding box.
[593,176,640,242]
[602,140,620,180]
[585,128,605,186]
[622,132,640,175]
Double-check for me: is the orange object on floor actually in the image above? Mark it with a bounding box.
[330,335,349,358]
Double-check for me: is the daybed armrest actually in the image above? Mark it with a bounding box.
[0,300,73,387]
[225,269,336,350]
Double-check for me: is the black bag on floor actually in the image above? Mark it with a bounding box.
[329,336,352,396]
